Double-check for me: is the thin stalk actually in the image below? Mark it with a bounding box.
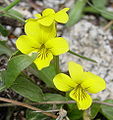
[1,100,113,107]
[54,56,60,74]
[103,20,113,31]
[0,97,57,119]
[68,50,97,63]
[83,6,100,14]
[87,0,113,18]
[2,0,20,12]
[6,12,25,23]
[83,111,91,120]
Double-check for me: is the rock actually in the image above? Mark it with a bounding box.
[60,20,113,100]
[13,27,22,36]
[43,0,66,10]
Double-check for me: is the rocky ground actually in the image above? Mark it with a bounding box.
[1,0,113,101]
[60,19,113,100]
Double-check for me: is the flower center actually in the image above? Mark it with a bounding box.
[74,84,87,101]
[37,44,50,60]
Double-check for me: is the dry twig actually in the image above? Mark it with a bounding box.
[0,97,57,119]
[103,20,113,31]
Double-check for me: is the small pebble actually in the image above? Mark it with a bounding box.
[13,27,22,36]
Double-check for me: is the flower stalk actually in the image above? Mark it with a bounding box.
[68,50,97,63]
[0,97,57,118]
[54,56,60,74]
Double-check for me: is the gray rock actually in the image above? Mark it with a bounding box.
[43,0,66,10]
[60,20,113,100]
[13,27,22,36]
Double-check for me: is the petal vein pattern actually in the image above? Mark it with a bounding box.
[16,14,69,70]
[53,62,106,110]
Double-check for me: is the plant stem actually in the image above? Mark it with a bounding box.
[54,56,60,74]
[0,0,25,23]
[1,100,113,107]
[6,12,25,23]
[0,97,57,119]
[68,50,97,63]
[87,0,113,18]
[83,7,100,14]
[83,110,91,120]
[66,0,87,27]
[2,0,20,12]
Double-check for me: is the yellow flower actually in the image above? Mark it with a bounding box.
[16,20,69,70]
[33,8,69,26]
[53,61,106,110]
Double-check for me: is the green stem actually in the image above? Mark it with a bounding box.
[1,100,113,107]
[2,0,20,12]
[54,56,60,74]
[83,111,90,120]
[87,0,113,18]
[66,0,87,27]
[83,6,100,14]
[68,50,97,63]
[6,12,25,23]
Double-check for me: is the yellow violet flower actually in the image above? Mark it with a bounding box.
[34,8,70,26]
[16,21,69,70]
[53,61,106,110]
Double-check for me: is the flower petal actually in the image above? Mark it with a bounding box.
[38,15,55,26]
[68,61,84,83]
[42,8,55,16]
[45,37,69,55]
[81,72,106,93]
[55,8,69,23]
[36,8,55,26]
[70,89,92,110]
[16,35,40,54]
[34,13,42,18]
[34,51,53,70]
[53,73,77,92]
[25,19,56,43]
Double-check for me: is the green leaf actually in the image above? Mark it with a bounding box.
[83,7,100,14]
[101,10,113,20]
[44,93,66,101]
[0,71,6,91]
[10,50,22,57]
[101,99,113,120]
[66,0,87,27]
[87,1,113,20]
[90,103,101,119]
[4,53,37,88]
[0,6,24,22]
[26,94,62,120]
[26,93,65,120]
[1,0,20,12]
[0,40,13,56]
[92,0,108,9]
[29,63,56,88]
[11,76,43,102]
[68,104,83,120]
[7,9,23,19]
[2,8,25,23]
[0,24,8,36]
[84,7,113,20]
